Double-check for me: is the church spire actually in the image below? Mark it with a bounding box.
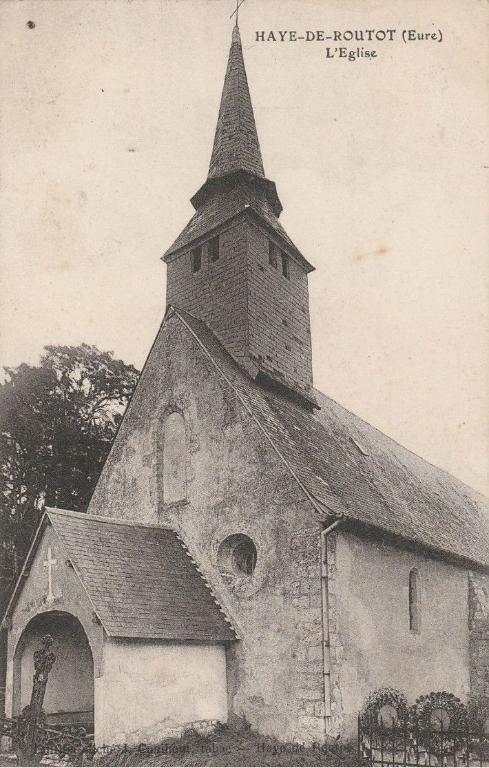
[207,23,265,180]
[164,23,315,402]
[190,23,282,215]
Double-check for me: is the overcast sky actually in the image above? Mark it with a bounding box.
[1,0,488,495]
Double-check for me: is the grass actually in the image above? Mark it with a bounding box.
[94,723,364,767]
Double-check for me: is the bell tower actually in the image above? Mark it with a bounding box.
[163,24,315,403]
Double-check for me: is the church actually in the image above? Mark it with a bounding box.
[3,21,489,749]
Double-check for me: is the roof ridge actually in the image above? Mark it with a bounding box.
[48,512,111,636]
[46,507,175,531]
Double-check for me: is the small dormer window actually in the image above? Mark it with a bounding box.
[191,246,202,273]
[281,252,290,279]
[209,236,220,263]
[268,240,277,268]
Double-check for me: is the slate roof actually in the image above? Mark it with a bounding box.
[163,184,311,271]
[40,508,236,641]
[208,25,265,180]
[162,25,316,271]
[173,308,489,569]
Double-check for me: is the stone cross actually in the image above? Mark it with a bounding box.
[43,546,57,602]
[15,634,56,766]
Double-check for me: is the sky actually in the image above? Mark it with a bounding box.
[1,0,488,495]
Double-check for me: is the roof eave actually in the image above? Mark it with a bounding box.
[245,207,315,273]
[340,515,489,573]
[162,206,315,274]
[1,512,49,629]
[162,210,244,263]
[44,506,238,642]
[190,170,283,216]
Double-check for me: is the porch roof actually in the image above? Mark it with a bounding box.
[47,508,236,641]
[3,508,237,643]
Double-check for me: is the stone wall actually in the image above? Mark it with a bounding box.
[88,313,325,744]
[468,571,489,702]
[325,532,343,737]
[288,527,324,739]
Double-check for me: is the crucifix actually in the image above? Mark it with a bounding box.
[230,0,246,25]
[43,546,57,602]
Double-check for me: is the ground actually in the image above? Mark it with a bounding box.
[93,724,363,767]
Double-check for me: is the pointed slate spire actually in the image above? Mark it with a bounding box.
[163,21,315,401]
[208,24,265,180]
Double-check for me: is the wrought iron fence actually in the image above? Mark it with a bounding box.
[1,715,96,765]
[358,715,489,766]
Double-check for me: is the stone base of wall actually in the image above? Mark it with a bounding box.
[96,718,222,755]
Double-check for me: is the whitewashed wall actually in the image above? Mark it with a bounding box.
[20,620,93,718]
[95,639,227,747]
[329,530,470,737]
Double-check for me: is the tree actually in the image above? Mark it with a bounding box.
[0,344,139,611]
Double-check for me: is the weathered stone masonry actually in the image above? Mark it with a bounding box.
[289,526,325,741]
[88,314,327,744]
[469,571,489,703]
[325,532,344,737]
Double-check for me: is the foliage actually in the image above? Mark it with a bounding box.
[0,344,139,610]
[94,725,364,767]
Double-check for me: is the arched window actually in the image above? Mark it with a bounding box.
[409,568,421,633]
[162,412,186,504]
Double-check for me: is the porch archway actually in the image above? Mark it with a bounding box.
[13,611,94,729]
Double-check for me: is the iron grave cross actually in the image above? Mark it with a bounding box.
[43,546,57,602]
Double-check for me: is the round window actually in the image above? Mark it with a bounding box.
[233,539,257,575]
[217,534,257,581]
